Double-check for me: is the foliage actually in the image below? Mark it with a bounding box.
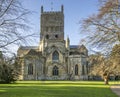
[0,56,21,83]
[0,64,14,83]
[0,51,3,58]
[0,81,118,97]
[111,44,120,58]
[80,0,120,51]
[80,0,120,85]
[110,44,120,75]
[89,54,109,83]
[89,44,120,84]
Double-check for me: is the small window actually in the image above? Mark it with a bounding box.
[53,66,59,76]
[55,34,58,39]
[46,35,49,39]
[28,64,33,75]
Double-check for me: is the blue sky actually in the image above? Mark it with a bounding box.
[22,0,98,45]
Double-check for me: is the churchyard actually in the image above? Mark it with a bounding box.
[0,81,118,97]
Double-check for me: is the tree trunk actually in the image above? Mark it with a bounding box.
[104,76,109,85]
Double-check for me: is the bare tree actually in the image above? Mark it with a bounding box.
[80,0,120,52]
[80,0,120,84]
[91,59,114,84]
[0,0,34,54]
[89,44,120,84]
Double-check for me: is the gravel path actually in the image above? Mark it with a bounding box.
[111,84,120,97]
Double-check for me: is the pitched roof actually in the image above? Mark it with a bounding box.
[19,46,38,50]
[26,49,41,56]
[70,45,79,49]
[70,45,87,50]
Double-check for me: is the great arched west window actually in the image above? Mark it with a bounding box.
[75,64,78,75]
[53,66,59,76]
[28,64,33,75]
[52,51,59,61]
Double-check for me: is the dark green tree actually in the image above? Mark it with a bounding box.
[0,56,21,83]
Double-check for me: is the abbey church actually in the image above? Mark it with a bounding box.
[17,5,89,80]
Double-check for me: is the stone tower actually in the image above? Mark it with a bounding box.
[40,5,64,41]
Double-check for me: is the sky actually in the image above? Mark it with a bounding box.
[22,0,98,46]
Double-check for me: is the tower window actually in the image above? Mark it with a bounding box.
[52,51,59,61]
[28,64,33,75]
[55,34,58,39]
[53,66,59,76]
[75,64,78,75]
[46,35,49,39]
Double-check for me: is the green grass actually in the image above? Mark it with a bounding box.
[0,81,118,97]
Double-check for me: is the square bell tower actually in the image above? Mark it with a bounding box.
[40,5,64,41]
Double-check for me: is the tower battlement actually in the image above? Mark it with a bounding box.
[41,5,64,13]
[40,5,64,41]
[41,11,62,14]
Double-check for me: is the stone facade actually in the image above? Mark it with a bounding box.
[17,5,89,80]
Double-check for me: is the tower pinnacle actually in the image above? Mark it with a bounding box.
[41,6,43,13]
[61,5,64,13]
[51,2,53,11]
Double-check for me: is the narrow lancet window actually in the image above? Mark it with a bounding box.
[53,66,59,76]
[28,64,33,75]
[75,64,78,75]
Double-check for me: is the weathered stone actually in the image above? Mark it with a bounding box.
[17,5,89,80]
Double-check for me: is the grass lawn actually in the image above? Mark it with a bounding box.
[0,81,118,97]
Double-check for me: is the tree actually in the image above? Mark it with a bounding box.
[0,51,3,62]
[89,53,103,75]
[89,44,120,84]
[91,59,114,84]
[80,0,120,51]
[0,55,21,83]
[0,0,33,54]
[80,0,120,84]
[89,54,112,84]
[110,44,120,75]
